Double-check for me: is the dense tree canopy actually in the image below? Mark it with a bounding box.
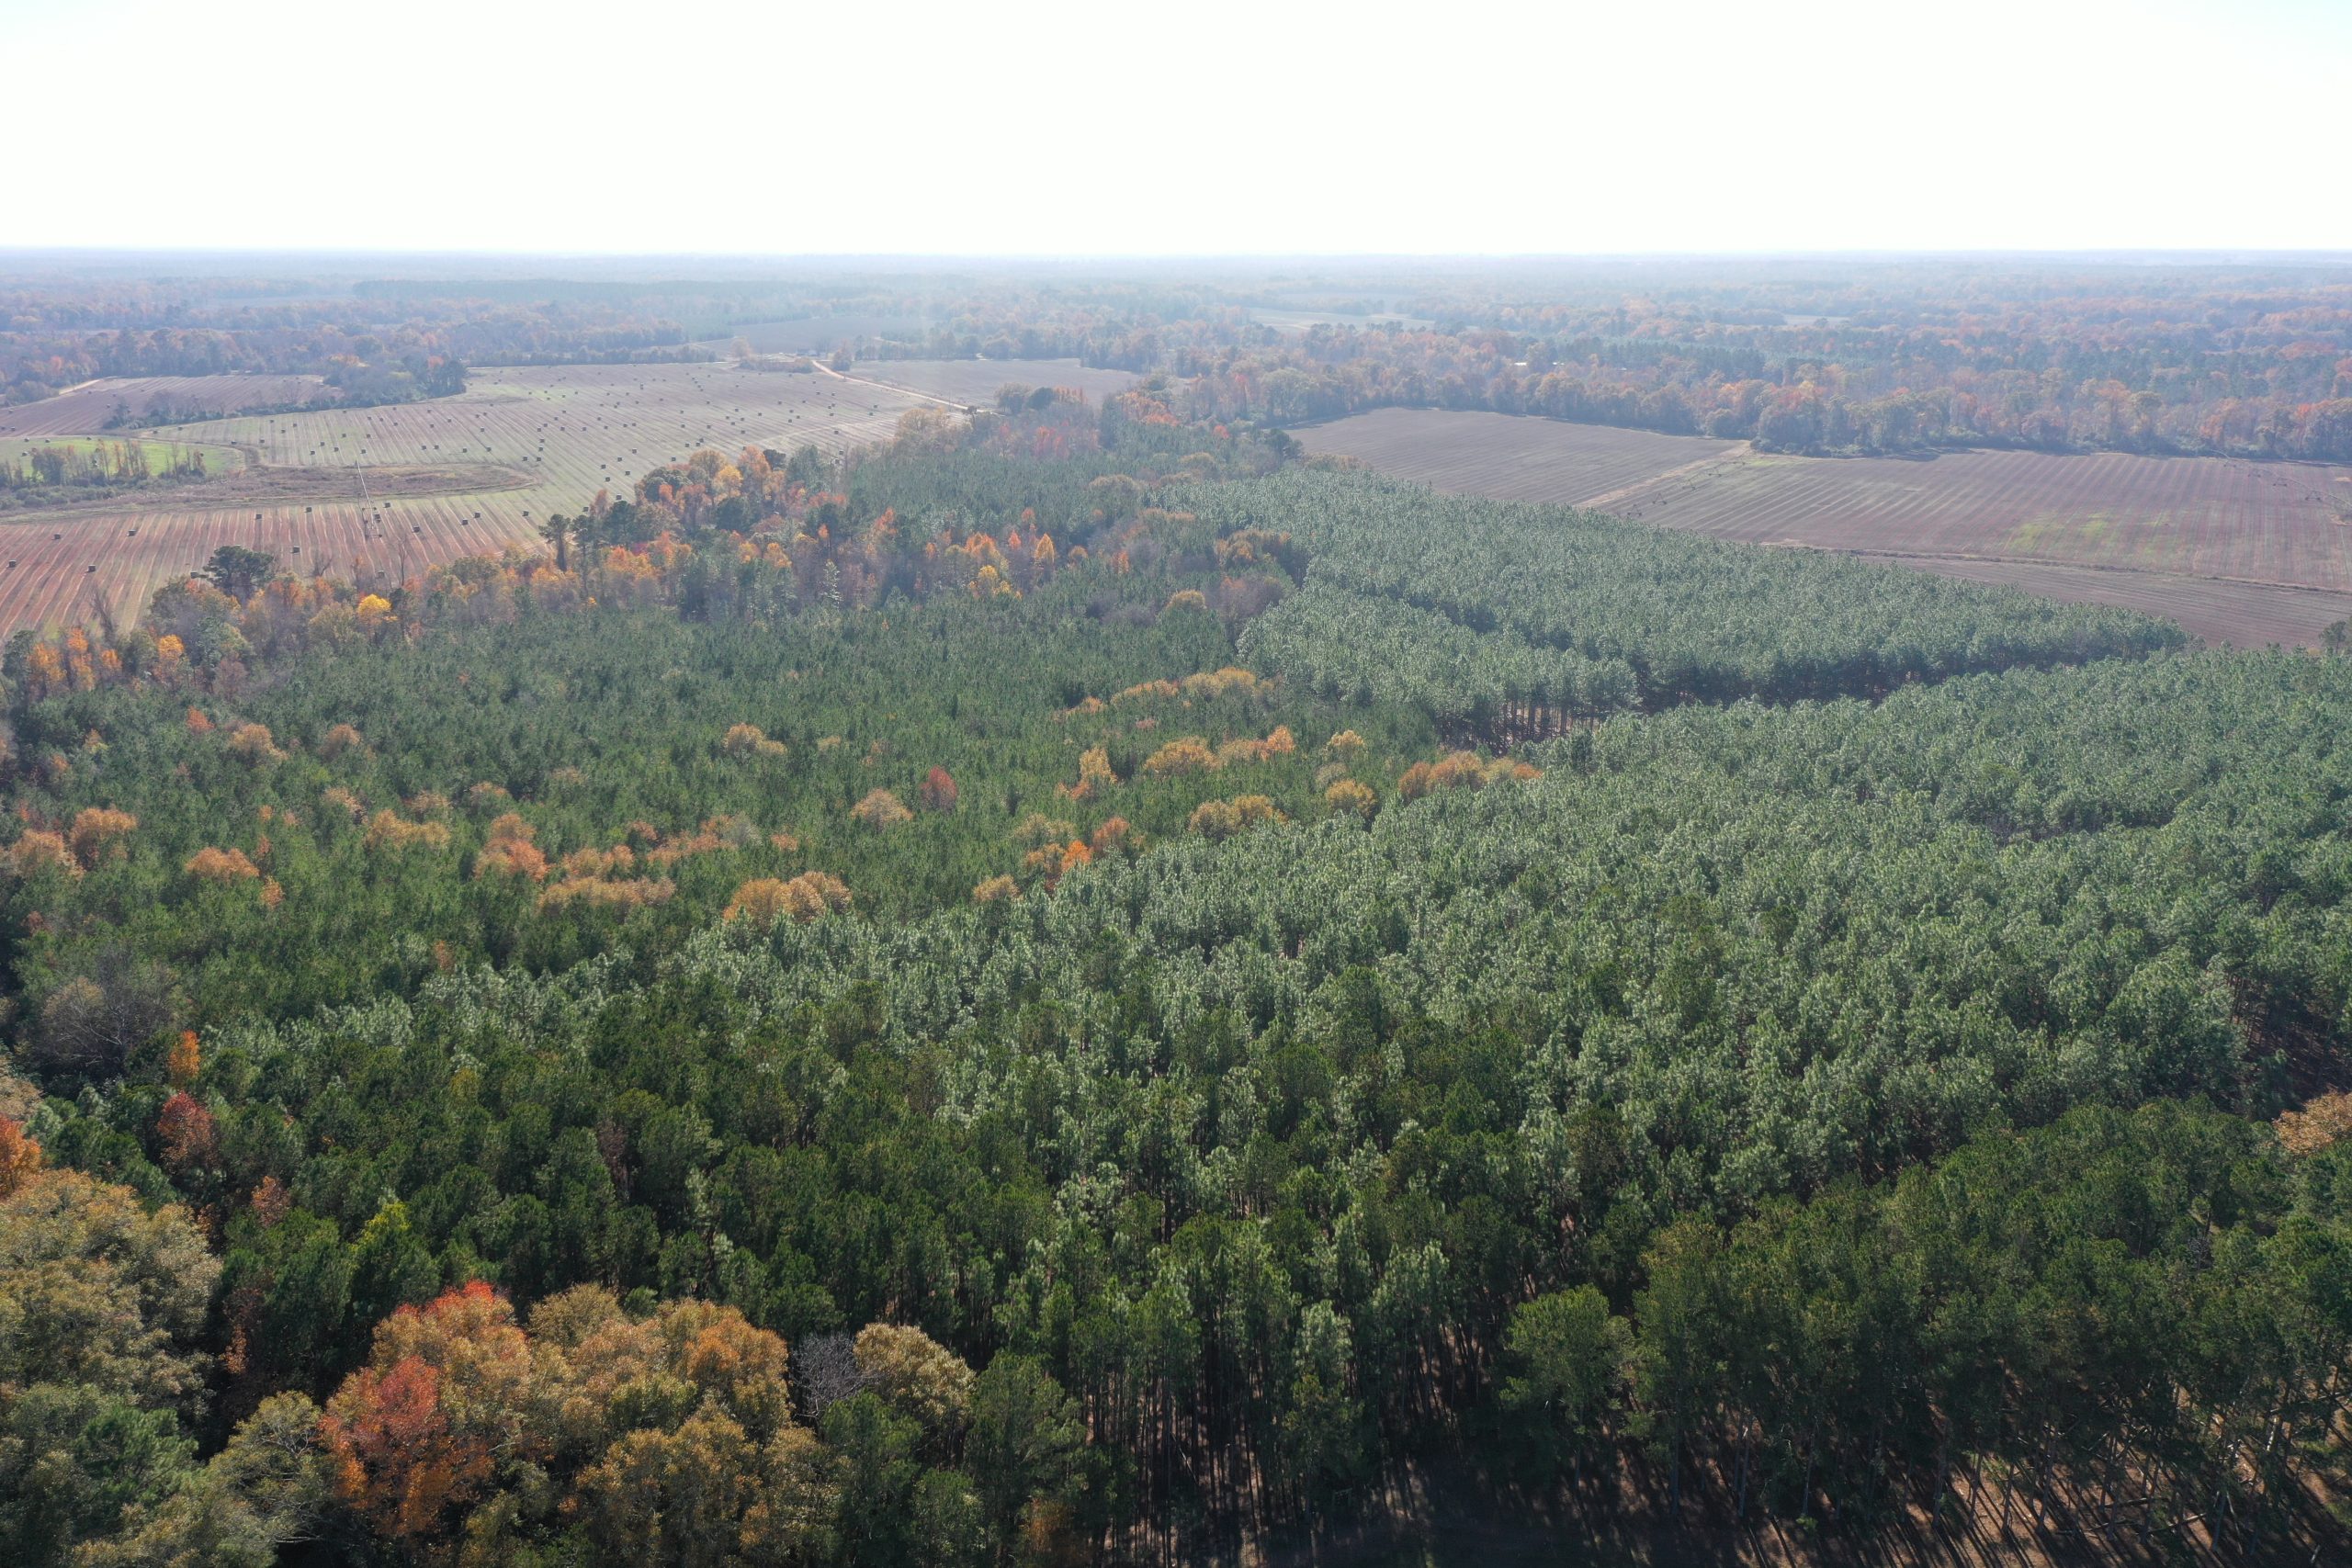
[0,409,2346,1562]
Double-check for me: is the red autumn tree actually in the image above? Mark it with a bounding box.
[918,766,959,813]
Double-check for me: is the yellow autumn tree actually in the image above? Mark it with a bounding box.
[1188,795,1284,841]
[8,830,78,879]
[66,807,137,869]
[225,723,285,763]
[1012,813,1078,849]
[1325,778,1378,819]
[721,723,788,759]
[1142,737,1217,778]
[538,877,675,913]
[1180,668,1261,699]
[365,811,452,852]
[187,846,262,882]
[850,790,912,830]
[854,1323,976,1432]
[726,872,852,926]
[1069,746,1117,801]
[318,723,368,759]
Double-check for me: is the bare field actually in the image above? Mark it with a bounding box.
[0,375,330,435]
[0,362,927,636]
[1618,448,2352,586]
[848,357,1140,407]
[1296,409,2352,647]
[1294,409,1736,508]
[1873,558,2352,649]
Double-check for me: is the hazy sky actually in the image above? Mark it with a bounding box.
[6,0,2346,255]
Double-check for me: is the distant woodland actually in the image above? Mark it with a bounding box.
[6,258,2349,457]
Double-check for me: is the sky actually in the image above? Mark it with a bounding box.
[4,0,2347,256]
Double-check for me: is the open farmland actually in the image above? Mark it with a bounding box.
[0,361,927,636]
[1297,409,2352,647]
[0,374,330,435]
[848,356,1140,407]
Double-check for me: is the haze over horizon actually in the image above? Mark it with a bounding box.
[6,0,2346,256]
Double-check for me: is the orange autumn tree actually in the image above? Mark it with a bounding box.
[313,1282,834,1559]
[1397,750,1543,800]
[1325,778,1377,819]
[0,1111,40,1199]
[474,813,549,881]
[165,1030,200,1088]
